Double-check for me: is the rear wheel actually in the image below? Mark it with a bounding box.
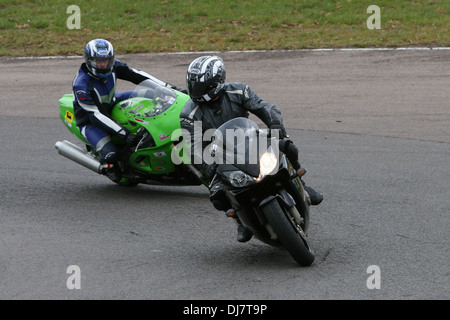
[261,198,315,266]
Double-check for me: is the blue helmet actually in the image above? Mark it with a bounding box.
[84,39,115,79]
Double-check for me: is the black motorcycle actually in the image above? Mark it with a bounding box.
[208,117,315,266]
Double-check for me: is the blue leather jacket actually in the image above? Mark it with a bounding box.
[72,60,166,136]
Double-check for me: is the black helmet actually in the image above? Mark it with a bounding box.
[186,56,226,103]
[84,39,115,79]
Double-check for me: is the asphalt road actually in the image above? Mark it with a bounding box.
[0,49,449,300]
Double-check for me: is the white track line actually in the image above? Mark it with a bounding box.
[3,47,450,60]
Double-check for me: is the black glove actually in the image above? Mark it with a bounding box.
[117,127,139,147]
[126,133,140,147]
[170,84,188,94]
[270,123,288,139]
[117,127,131,139]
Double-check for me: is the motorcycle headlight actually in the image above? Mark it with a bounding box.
[258,150,278,180]
[224,171,256,187]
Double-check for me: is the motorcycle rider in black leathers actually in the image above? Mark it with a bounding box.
[180,56,323,242]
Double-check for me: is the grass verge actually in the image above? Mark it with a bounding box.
[0,0,449,56]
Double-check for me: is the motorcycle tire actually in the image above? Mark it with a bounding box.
[108,176,139,187]
[261,198,315,266]
[115,180,139,187]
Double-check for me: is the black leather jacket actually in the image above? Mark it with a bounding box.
[180,82,286,173]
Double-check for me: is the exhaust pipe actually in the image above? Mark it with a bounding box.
[55,140,103,173]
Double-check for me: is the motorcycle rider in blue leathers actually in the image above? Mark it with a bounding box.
[180,56,323,242]
[72,39,176,181]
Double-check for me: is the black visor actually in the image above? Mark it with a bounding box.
[187,79,215,99]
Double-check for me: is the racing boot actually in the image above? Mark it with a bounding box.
[209,180,231,211]
[302,181,323,206]
[210,179,253,242]
[106,163,122,183]
[98,141,122,182]
[237,223,253,243]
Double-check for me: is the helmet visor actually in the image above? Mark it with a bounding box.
[90,57,114,73]
[187,79,215,99]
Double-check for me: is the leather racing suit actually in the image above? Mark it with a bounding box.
[72,60,169,162]
[180,82,300,183]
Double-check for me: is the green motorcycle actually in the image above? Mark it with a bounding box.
[55,79,206,187]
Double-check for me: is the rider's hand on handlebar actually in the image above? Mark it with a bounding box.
[168,83,188,94]
[126,133,140,147]
[270,123,288,139]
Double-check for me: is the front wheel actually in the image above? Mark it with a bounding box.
[261,198,315,266]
